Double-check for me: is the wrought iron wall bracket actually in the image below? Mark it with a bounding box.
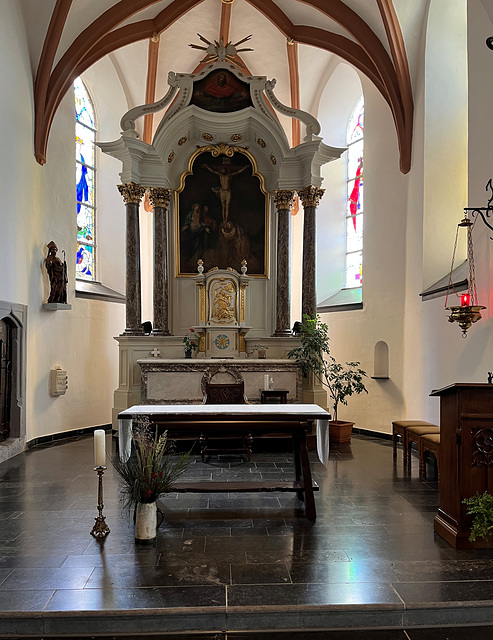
[466,207,493,240]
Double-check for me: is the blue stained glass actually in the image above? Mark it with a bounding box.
[74,78,95,128]
[77,204,94,244]
[76,244,94,279]
[75,77,96,281]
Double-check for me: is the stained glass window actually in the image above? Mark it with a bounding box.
[74,77,96,280]
[345,98,364,288]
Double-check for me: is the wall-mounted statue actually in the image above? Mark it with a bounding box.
[45,241,68,304]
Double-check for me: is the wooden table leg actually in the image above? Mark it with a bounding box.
[292,432,303,500]
[297,427,316,521]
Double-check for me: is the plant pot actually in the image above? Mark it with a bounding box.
[329,420,355,444]
[135,501,157,545]
[184,348,192,358]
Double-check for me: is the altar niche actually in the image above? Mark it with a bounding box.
[176,147,268,276]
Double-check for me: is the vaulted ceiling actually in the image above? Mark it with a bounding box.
[22,0,428,172]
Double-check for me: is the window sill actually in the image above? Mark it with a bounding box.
[420,260,467,301]
[317,288,363,312]
[75,280,125,303]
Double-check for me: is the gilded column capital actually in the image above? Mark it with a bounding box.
[117,182,146,205]
[274,189,296,211]
[298,185,325,208]
[148,187,172,209]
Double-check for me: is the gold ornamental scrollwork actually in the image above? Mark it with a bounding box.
[148,187,171,209]
[117,182,146,205]
[231,133,242,142]
[178,136,188,146]
[298,185,325,208]
[257,138,266,148]
[196,282,206,323]
[274,190,296,211]
[202,133,214,141]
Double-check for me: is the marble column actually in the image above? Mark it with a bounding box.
[273,190,296,336]
[117,182,146,335]
[298,186,325,318]
[148,187,172,336]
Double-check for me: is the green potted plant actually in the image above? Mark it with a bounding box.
[287,314,368,443]
[111,419,189,544]
[182,328,199,357]
[462,492,493,542]
[248,344,269,358]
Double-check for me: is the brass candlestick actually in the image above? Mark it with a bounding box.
[90,466,110,538]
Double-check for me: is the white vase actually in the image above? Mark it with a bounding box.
[135,501,157,545]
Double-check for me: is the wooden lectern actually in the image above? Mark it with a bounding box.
[430,383,493,549]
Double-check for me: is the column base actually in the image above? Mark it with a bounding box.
[152,329,171,336]
[272,329,293,337]
[121,329,144,336]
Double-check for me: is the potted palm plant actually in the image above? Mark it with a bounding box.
[287,314,368,443]
[111,419,189,544]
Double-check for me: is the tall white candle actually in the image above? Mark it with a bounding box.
[264,374,270,390]
[94,429,106,467]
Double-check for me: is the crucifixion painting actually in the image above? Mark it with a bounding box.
[177,151,267,276]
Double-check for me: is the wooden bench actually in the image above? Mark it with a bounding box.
[405,424,440,468]
[419,433,440,481]
[392,420,437,463]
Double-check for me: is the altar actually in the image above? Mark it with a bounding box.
[100,41,340,428]
[139,357,302,404]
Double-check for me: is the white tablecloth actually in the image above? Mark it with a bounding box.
[118,404,330,466]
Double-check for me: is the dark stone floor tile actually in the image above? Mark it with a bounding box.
[0,567,94,590]
[159,550,246,565]
[393,579,493,605]
[390,559,493,582]
[44,585,226,611]
[85,563,231,587]
[227,581,403,607]
[62,551,160,568]
[407,626,493,640]
[289,559,398,584]
[206,535,294,553]
[0,554,68,569]
[246,549,350,563]
[231,562,291,585]
[0,588,55,611]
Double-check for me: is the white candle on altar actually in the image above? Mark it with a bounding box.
[264,374,270,390]
[94,429,106,467]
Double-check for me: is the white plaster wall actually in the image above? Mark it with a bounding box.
[319,76,409,432]
[0,2,124,442]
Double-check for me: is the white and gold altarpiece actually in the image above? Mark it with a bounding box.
[98,38,343,426]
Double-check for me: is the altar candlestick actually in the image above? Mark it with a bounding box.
[94,429,106,467]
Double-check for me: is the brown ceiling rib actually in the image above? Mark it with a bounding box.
[143,36,160,145]
[246,0,412,173]
[34,0,413,174]
[34,0,73,165]
[376,0,413,172]
[35,0,205,164]
[286,40,301,148]
[220,2,232,44]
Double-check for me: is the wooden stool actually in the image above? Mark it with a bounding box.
[405,425,440,468]
[419,433,440,481]
[392,420,436,462]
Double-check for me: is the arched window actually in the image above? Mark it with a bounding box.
[345,98,364,288]
[74,77,96,281]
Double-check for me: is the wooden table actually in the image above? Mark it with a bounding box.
[118,404,330,521]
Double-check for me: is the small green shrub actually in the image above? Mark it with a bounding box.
[462,491,493,541]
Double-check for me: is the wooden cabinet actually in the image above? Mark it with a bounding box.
[431,383,493,548]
